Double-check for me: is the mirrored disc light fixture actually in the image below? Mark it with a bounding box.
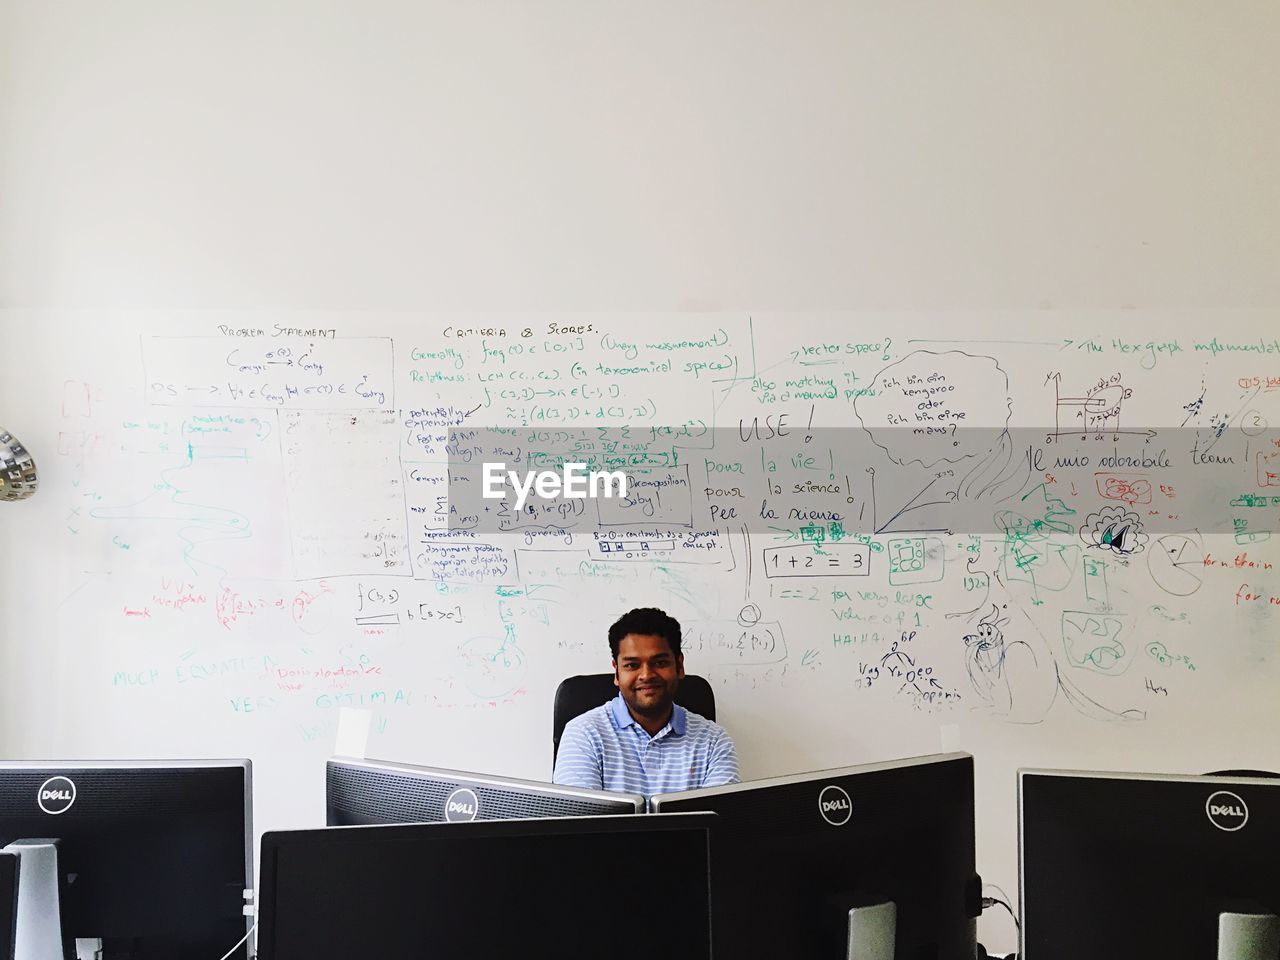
[0,429,38,501]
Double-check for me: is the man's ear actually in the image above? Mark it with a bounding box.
[677,653,686,679]
[613,660,620,688]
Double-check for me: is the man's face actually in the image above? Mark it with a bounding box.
[614,633,684,717]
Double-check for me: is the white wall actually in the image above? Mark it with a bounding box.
[3,2,1277,312]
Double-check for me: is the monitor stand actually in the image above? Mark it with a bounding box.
[1219,910,1280,960]
[846,899,896,960]
[2,840,68,960]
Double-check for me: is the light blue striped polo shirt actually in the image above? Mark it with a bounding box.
[553,692,740,800]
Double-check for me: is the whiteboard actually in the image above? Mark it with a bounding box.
[4,309,1280,950]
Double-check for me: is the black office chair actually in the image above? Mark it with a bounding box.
[551,673,716,765]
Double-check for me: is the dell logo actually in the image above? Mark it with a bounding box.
[1206,791,1249,832]
[818,785,852,826]
[37,776,76,815]
[445,787,479,822]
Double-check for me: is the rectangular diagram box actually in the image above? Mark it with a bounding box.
[763,543,871,578]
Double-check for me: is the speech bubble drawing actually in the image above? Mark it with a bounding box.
[854,351,1012,467]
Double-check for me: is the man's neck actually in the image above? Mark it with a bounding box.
[628,704,673,737]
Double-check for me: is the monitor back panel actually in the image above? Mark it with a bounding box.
[1020,770,1280,959]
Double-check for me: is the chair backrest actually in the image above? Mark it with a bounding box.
[551,673,716,765]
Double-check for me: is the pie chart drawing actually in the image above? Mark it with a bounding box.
[1148,533,1204,597]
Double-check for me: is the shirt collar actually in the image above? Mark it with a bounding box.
[609,692,686,737]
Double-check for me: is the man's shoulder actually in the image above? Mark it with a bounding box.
[561,701,614,737]
[681,708,734,743]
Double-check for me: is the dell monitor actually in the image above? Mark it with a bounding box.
[1019,768,1280,960]
[651,752,980,960]
[0,760,252,959]
[326,756,645,824]
[257,812,715,959]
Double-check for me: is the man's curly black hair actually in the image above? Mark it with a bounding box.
[608,607,682,660]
